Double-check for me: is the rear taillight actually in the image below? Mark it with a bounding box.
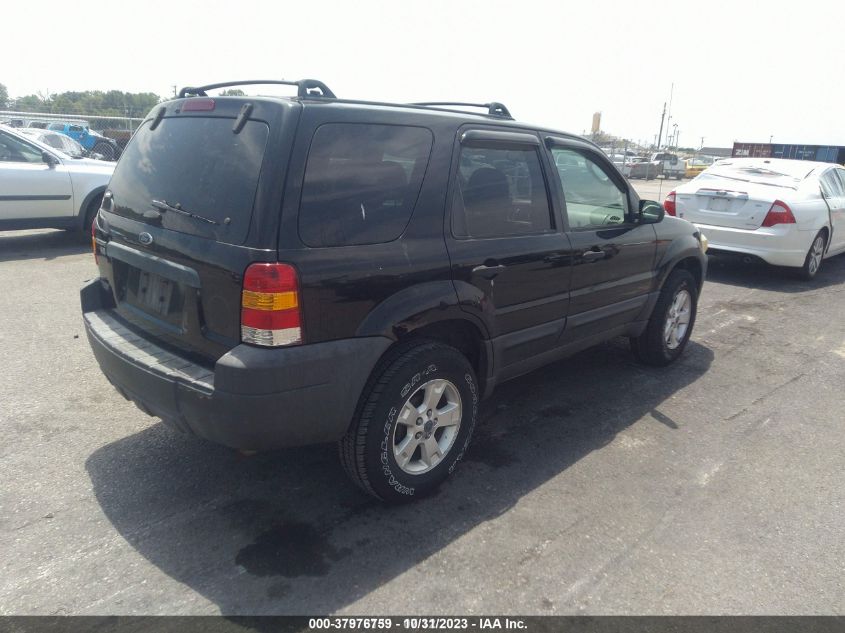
[91,215,98,265]
[664,190,677,216]
[761,200,796,227]
[241,263,302,347]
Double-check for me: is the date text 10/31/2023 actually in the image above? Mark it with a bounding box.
[308,618,528,630]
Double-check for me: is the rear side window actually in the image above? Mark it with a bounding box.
[451,146,552,239]
[298,123,433,247]
[821,170,845,198]
[107,117,269,244]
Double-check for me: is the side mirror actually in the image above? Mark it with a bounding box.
[638,199,665,224]
[42,151,59,168]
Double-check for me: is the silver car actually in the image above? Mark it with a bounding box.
[18,128,105,160]
[0,124,114,232]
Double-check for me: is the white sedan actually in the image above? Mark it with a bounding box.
[663,158,845,279]
[0,124,114,233]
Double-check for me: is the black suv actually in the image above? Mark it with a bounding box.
[82,79,707,502]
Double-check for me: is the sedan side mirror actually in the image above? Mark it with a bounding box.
[42,151,59,168]
[638,199,665,224]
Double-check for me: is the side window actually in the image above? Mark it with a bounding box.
[452,145,552,239]
[0,131,44,164]
[835,170,845,195]
[299,123,433,247]
[820,171,842,198]
[551,148,629,229]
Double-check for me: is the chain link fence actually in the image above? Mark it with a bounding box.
[0,109,147,157]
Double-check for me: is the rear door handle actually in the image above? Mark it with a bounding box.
[472,263,507,279]
[581,249,606,262]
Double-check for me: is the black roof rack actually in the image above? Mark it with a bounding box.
[177,79,336,99]
[410,101,513,119]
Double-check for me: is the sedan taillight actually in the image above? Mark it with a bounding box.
[761,200,796,227]
[664,191,677,216]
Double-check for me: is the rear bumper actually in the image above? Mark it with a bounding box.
[81,279,392,449]
[693,222,814,267]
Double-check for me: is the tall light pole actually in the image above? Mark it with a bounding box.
[656,103,666,150]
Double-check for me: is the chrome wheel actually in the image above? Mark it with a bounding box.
[663,288,692,350]
[807,235,824,276]
[392,378,462,475]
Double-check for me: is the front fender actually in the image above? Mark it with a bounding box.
[355,280,489,340]
[654,230,707,292]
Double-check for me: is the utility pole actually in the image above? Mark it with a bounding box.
[656,102,666,150]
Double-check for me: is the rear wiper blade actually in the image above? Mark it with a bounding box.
[151,199,219,225]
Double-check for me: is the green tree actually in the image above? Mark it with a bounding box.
[0,83,8,109]
[219,89,246,96]
[10,90,162,117]
[12,94,45,111]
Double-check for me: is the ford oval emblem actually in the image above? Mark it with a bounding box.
[139,232,153,245]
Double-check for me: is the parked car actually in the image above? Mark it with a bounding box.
[18,128,105,160]
[666,157,845,279]
[81,78,707,502]
[0,125,114,232]
[45,121,121,161]
[651,152,686,179]
[684,157,711,178]
[623,157,660,179]
[684,156,722,179]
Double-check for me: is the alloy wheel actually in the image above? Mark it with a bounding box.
[663,288,692,350]
[392,379,462,475]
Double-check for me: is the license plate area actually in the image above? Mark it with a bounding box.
[122,266,186,327]
[707,197,730,212]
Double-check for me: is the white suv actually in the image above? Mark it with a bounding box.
[0,125,114,232]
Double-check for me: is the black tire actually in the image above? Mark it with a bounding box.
[93,142,115,161]
[339,340,479,503]
[82,194,103,234]
[631,269,698,366]
[798,230,826,281]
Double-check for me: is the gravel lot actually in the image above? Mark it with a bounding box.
[1,183,843,614]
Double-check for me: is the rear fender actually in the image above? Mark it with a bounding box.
[355,280,489,341]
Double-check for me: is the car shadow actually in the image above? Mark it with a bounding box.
[0,229,89,263]
[85,338,713,614]
[706,252,845,293]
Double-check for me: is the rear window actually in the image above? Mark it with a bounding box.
[107,117,269,244]
[703,161,812,189]
[298,123,433,247]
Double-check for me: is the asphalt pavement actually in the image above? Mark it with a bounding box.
[0,200,843,614]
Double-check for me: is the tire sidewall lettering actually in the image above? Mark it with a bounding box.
[377,360,478,496]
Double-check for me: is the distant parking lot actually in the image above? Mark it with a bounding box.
[1,186,843,613]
